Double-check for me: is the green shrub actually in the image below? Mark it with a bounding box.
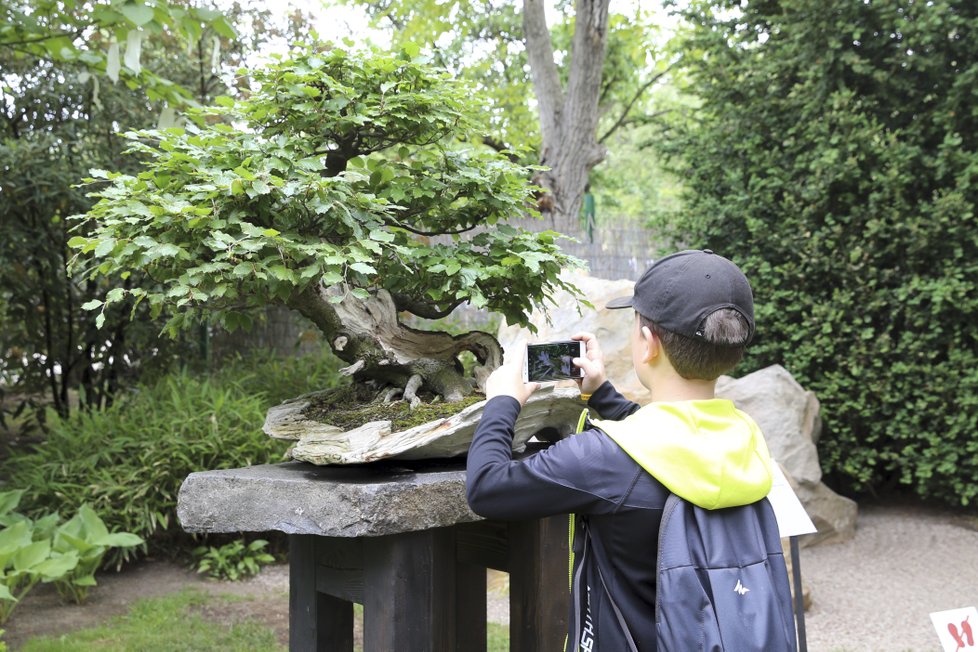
[1,347,344,566]
[0,490,142,624]
[193,538,276,581]
[659,0,978,507]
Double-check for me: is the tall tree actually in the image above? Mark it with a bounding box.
[657,0,978,507]
[350,0,670,234]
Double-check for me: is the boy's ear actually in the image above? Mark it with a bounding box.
[639,324,659,363]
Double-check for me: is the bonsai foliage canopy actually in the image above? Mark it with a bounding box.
[69,44,583,402]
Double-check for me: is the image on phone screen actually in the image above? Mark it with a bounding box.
[525,341,584,383]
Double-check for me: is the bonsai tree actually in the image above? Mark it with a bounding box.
[69,45,582,405]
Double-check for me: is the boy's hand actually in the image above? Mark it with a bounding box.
[572,332,607,395]
[485,361,539,406]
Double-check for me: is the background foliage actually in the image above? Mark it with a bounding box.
[1,346,344,566]
[657,0,978,507]
[0,2,310,428]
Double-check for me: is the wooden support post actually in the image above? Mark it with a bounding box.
[455,561,488,652]
[290,535,352,652]
[508,515,569,652]
[362,528,457,651]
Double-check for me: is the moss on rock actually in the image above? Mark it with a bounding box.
[303,384,483,432]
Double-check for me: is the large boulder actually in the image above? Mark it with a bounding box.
[717,365,858,546]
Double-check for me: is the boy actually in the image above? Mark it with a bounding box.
[466,249,786,651]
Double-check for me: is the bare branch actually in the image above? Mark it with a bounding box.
[390,293,465,319]
[598,64,676,144]
[384,218,479,237]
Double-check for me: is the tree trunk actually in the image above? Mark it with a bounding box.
[287,284,502,403]
[523,0,611,234]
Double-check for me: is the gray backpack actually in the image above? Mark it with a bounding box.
[655,494,798,651]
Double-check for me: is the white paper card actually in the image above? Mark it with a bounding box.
[766,463,817,538]
[930,606,977,652]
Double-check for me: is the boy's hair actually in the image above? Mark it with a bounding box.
[639,309,750,380]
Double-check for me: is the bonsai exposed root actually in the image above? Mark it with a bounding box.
[339,359,366,376]
[402,374,424,410]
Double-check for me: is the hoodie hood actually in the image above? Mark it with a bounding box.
[592,399,773,510]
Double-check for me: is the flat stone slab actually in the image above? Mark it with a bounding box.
[177,460,482,537]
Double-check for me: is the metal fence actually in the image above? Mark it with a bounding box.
[519,218,657,282]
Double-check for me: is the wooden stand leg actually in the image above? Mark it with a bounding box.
[362,528,457,651]
[456,562,488,652]
[290,534,353,652]
[508,515,569,652]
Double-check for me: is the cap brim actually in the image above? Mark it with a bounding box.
[605,295,634,309]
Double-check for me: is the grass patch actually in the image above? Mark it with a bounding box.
[17,590,284,652]
[488,622,509,651]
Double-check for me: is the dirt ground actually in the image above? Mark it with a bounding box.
[3,560,511,650]
[2,559,294,650]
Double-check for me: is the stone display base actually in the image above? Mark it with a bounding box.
[177,459,569,651]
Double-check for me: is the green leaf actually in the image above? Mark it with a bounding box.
[0,490,23,518]
[368,229,396,243]
[94,238,115,258]
[95,532,144,547]
[70,574,98,587]
[77,505,110,542]
[268,266,296,283]
[0,520,31,554]
[34,552,79,580]
[106,288,126,303]
[13,540,51,572]
[349,262,376,275]
[120,4,155,27]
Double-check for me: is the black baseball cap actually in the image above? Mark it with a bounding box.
[606,249,755,344]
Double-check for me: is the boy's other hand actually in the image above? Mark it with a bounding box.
[572,332,607,395]
[485,362,538,406]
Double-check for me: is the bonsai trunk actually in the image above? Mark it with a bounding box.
[287,283,502,403]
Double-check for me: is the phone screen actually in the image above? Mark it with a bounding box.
[525,341,584,383]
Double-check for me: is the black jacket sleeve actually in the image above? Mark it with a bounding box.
[587,380,641,420]
[465,389,641,521]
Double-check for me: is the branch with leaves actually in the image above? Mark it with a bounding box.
[69,45,584,402]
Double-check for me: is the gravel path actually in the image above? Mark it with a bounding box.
[800,501,978,652]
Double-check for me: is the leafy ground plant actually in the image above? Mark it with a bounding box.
[193,539,275,582]
[0,491,141,625]
[51,505,143,604]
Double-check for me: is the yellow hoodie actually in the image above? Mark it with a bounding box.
[592,399,773,510]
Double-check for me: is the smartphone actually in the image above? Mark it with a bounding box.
[523,340,585,383]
